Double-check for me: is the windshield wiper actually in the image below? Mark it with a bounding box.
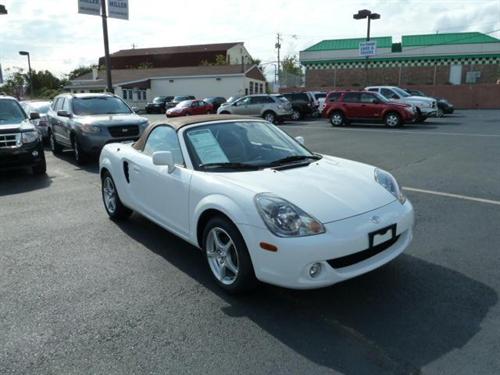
[267,154,322,167]
[199,162,260,171]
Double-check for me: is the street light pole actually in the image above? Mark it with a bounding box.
[353,9,380,86]
[19,51,32,96]
[100,0,113,93]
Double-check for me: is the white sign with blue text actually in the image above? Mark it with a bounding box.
[359,41,377,57]
[78,0,100,16]
[108,0,129,20]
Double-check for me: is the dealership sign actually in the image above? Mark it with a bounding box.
[78,0,100,16]
[359,41,377,57]
[78,0,129,19]
[108,0,128,20]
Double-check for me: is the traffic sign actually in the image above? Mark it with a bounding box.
[359,41,377,57]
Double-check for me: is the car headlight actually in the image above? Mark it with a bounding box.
[21,130,40,144]
[374,168,406,204]
[255,193,325,237]
[80,124,101,134]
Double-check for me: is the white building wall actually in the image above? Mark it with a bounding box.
[150,75,248,99]
[227,44,253,65]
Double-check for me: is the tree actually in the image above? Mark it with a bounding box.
[280,55,304,87]
[200,54,228,66]
[68,65,97,80]
[0,67,26,98]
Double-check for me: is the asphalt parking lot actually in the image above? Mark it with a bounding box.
[1,110,499,374]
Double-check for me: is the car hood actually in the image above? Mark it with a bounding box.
[214,156,396,223]
[74,114,147,127]
[0,119,35,133]
[404,96,434,104]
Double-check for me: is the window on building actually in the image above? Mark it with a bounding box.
[123,90,128,100]
[260,83,264,93]
[249,82,254,95]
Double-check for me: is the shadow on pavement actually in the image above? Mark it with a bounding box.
[0,169,53,196]
[52,150,99,174]
[115,214,497,374]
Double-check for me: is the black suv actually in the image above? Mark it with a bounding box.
[47,93,148,164]
[145,96,174,113]
[282,92,316,120]
[0,95,46,175]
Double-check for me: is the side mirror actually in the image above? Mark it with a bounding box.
[372,99,381,104]
[30,112,40,120]
[57,110,72,118]
[295,136,305,145]
[152,151,176,173]
[131,106,138,112]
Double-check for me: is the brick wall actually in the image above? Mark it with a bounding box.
[281,84,500,109]
[305,63,499,88]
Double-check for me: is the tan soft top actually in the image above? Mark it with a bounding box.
[133,114,256,151]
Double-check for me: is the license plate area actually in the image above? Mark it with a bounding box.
[369,224,397,248]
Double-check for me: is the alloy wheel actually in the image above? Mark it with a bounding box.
[291,110,300,121]
[103,177,117,214]
[386,114,400,127]
[331,113,343,126]
[206,227,239,285]
[264,113,275,123]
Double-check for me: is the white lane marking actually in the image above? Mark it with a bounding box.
[403,187,500,206]
[281,125,500,138]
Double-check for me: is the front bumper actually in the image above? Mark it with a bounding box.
[77,130,144,155]
[0,142,44,170]
[239,199,414,289]
[418,106,437,117]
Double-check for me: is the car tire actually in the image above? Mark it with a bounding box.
[145,108,151,114]
[291,109,301,121]
[329,111,344,127]
[202,216,257,293]
[73,137,87,165]
[263,111,276,124]
[32,151,47,176]
[384,112,402,128]
[50,131,64,155]
[101,171,132,221]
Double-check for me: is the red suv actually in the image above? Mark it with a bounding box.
[166,99,213,117]
[322,91,416,127]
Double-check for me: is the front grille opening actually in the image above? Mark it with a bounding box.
[108,125,139,138]
[0,134,20,148]
[328,235,400,269]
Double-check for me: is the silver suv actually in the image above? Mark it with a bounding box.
[217,94,293,123]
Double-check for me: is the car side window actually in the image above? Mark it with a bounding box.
[381,88,396,99]
[328,93,341,102]
[343,93,361,103]
[360,93,376,103]
[53,98,63,111]
[62,98,71,112]
[143,126,184,165]
[367,88,378,92]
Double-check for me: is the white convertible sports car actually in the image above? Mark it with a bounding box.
[99,115,414,292]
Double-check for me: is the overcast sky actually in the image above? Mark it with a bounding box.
[0,0,499,79]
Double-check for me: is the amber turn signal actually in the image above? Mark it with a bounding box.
[259,242,278,252]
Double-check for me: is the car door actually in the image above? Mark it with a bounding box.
[359,92,381,119]
[231,97,252,115]
[50,98,71,146]
[342,93,362,118]
[128,126,192,236]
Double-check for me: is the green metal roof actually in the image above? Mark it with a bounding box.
[402,32,499,46]
[304,36,392,51]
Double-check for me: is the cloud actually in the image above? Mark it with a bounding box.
[0,0,498,78]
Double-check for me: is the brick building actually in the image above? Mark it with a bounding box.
[300,32,500,88]
[98,42,253,70]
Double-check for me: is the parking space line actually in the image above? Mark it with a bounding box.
[403,187,500,206]
[281,125,500,138]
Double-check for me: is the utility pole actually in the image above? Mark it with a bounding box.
[100,0,113,93]
[275,33,282,88]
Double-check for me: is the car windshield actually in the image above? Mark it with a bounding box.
[153,97,166,103]
[227,96,240,103]
[0,99,27,124]
[184,121,318,172]
[393,87,411,97]
[174,96,188,102]
[177,100,192,108]
[28,102,51,113]
[72,97,131,115]
[274,96,289,104]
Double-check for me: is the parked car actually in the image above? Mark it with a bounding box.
[203,97,226,113]
[165,95,196,110]
[0,95,46,175]
[99,115,414,292]
[282,92,316,120]
[20,100,52,141]
[145,96,174,114]
[365,86,437,122]
[404,89,454,116]
[217,94,293,123]
[322,91,416,127]
[166,100,213,117]
[47,93,149,164]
